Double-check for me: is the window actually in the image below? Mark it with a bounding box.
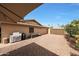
[29,26,34,33]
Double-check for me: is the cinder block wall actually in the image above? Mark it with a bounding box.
[50,29,65,35]
[34,27,48,35]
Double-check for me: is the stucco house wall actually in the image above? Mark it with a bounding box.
[1,23,29,43]
[1,23,48,43]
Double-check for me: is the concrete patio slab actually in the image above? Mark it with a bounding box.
[0,34,79,56]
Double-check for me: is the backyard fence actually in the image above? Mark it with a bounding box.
[50,29,65,35]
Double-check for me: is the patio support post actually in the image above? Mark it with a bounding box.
[48,27,51,34]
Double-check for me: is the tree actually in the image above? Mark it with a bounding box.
[48,24,53,29]
[60,24,65,28]
[65,19,79,48]
[65,19,79,37]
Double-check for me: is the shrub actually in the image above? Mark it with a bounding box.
[65,20,79,37]
[75,43,79,48]
[65,19,79,48]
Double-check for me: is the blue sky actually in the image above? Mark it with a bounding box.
[24,3,79,27]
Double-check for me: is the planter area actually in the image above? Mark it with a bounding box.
[64,34,79,51]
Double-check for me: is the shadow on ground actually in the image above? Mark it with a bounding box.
[1,43,58,56]
[70,52,79,56]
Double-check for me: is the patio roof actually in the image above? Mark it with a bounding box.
[0,3,42,22]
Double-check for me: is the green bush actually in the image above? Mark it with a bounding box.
[65,20,79,37]
[65,19,79,48]
[75,43,79,48]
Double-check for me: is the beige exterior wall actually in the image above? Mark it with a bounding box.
[1,23,48,43]
[34,27,48,35]
[50,29,65,35]
[1,23,29,43]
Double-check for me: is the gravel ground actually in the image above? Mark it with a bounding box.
[0,34,79,56]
